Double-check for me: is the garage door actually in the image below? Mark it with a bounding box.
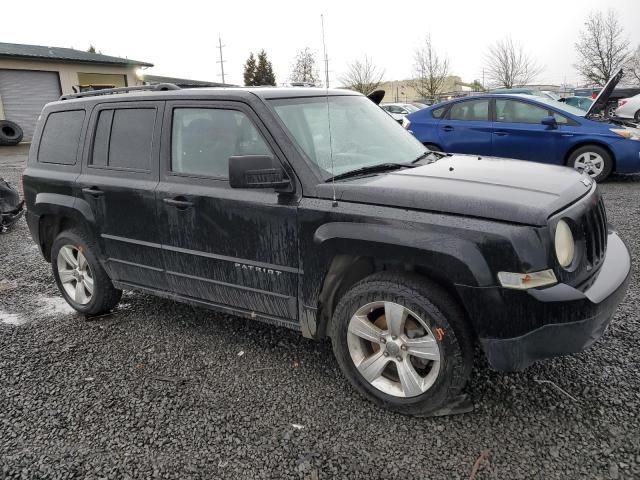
[0,70,61,142]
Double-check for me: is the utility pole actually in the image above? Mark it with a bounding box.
[217,34,226,84]
[321,14,329,88]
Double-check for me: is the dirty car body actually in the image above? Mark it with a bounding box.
[22,86,631,415]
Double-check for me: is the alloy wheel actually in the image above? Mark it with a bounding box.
[347,301,441,398]
[574,152,605,178]
[56,245,94,305]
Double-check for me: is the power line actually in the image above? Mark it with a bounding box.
[217,34,226,84]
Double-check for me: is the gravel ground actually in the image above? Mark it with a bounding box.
[1,144,639,480]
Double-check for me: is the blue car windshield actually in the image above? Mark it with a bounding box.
[529,96,587,117]
[270,95,427,180]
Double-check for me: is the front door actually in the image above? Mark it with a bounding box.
[491,98,558,163]
[437,98,493,155]
[156,101,299,323]
[77,101,166,289]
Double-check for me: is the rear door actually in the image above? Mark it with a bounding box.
[491,99,558,163]
[77,101,166,289]
[156,100,299,323]
[437,98,493,155]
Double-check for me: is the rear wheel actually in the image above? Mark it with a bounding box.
[635,110,640,122]
[568,145,613,182]
[331,272,473,416]
[51,229,122,315]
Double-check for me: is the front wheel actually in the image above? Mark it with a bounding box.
[51,229,122,315]
[331,272,473,416]
[568,145,613,182]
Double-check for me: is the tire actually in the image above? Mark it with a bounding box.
[568,145,613,182]
[51,229,122,315]
[635,110,640,122]
[424,143,442,152]
[0,121,24,146]
[331,272,473,416]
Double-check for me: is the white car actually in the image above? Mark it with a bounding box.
[380,103,421,122]
[616,94,640,122]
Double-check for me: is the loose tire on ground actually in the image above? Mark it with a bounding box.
[0,121,24,146]
[51,229,122,315]
[331,272,473,416]
[567,144,613,182]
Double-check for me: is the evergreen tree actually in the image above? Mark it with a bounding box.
[243,53,257,86]
[87,45,97,53]
[254,50,276,86]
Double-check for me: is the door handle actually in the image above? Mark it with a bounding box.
[442,125,454,132]
[82,186,104,197]
[163,197,194,209]
[494,131,508,136]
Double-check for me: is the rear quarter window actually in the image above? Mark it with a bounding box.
[38,110,85,165]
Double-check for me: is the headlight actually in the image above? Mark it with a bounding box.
[401,117,411,130]
[555,220,575,267]
[610,128,640,140]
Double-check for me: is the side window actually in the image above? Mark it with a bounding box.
[91,107,155,171]
[171,108,272,178]
[448,100,489,121]
[431,106,446,119]
[38,110,85,165]
[496,100,549,124]
[552,112,571,125]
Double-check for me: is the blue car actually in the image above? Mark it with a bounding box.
[404,70,640,181]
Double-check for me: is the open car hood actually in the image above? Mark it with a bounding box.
[586,68,623,117]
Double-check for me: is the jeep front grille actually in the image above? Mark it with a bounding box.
[583,197,607,270]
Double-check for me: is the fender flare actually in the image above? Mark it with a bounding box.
[305,222,495,338]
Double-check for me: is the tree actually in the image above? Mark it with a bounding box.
[471,80,484,92]
[87,45,97,53]
[243,52,257,86]
[411,34,450,100]
[290,47,320,85]
[339,56,384,95]
[485,37,542,88]
[574,10,631,86]
[254,50,276,86]
[625,45,640,86]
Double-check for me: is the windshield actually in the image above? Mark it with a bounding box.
[529,96,587,117]
[270,96,427,180]
[402,104,421,112]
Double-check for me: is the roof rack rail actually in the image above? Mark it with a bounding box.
[60,83,180,100]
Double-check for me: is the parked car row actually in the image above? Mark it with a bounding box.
[404,70,640,182]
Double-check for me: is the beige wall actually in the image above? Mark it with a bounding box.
[0,58,142,94]
[379,76,467,103]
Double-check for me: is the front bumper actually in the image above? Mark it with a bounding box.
[456,231,631,371]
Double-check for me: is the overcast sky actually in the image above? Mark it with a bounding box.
[7,0,640,88]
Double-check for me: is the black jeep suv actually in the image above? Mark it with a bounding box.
[23,85,630,416]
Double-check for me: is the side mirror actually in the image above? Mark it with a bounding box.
[541,115,558,128]
[229,155,292,191]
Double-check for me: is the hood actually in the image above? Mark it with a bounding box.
[586,68,623,117]
[318,155,594,226]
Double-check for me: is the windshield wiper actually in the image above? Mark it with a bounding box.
[411,150,446,164]
[325,162,414,182]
